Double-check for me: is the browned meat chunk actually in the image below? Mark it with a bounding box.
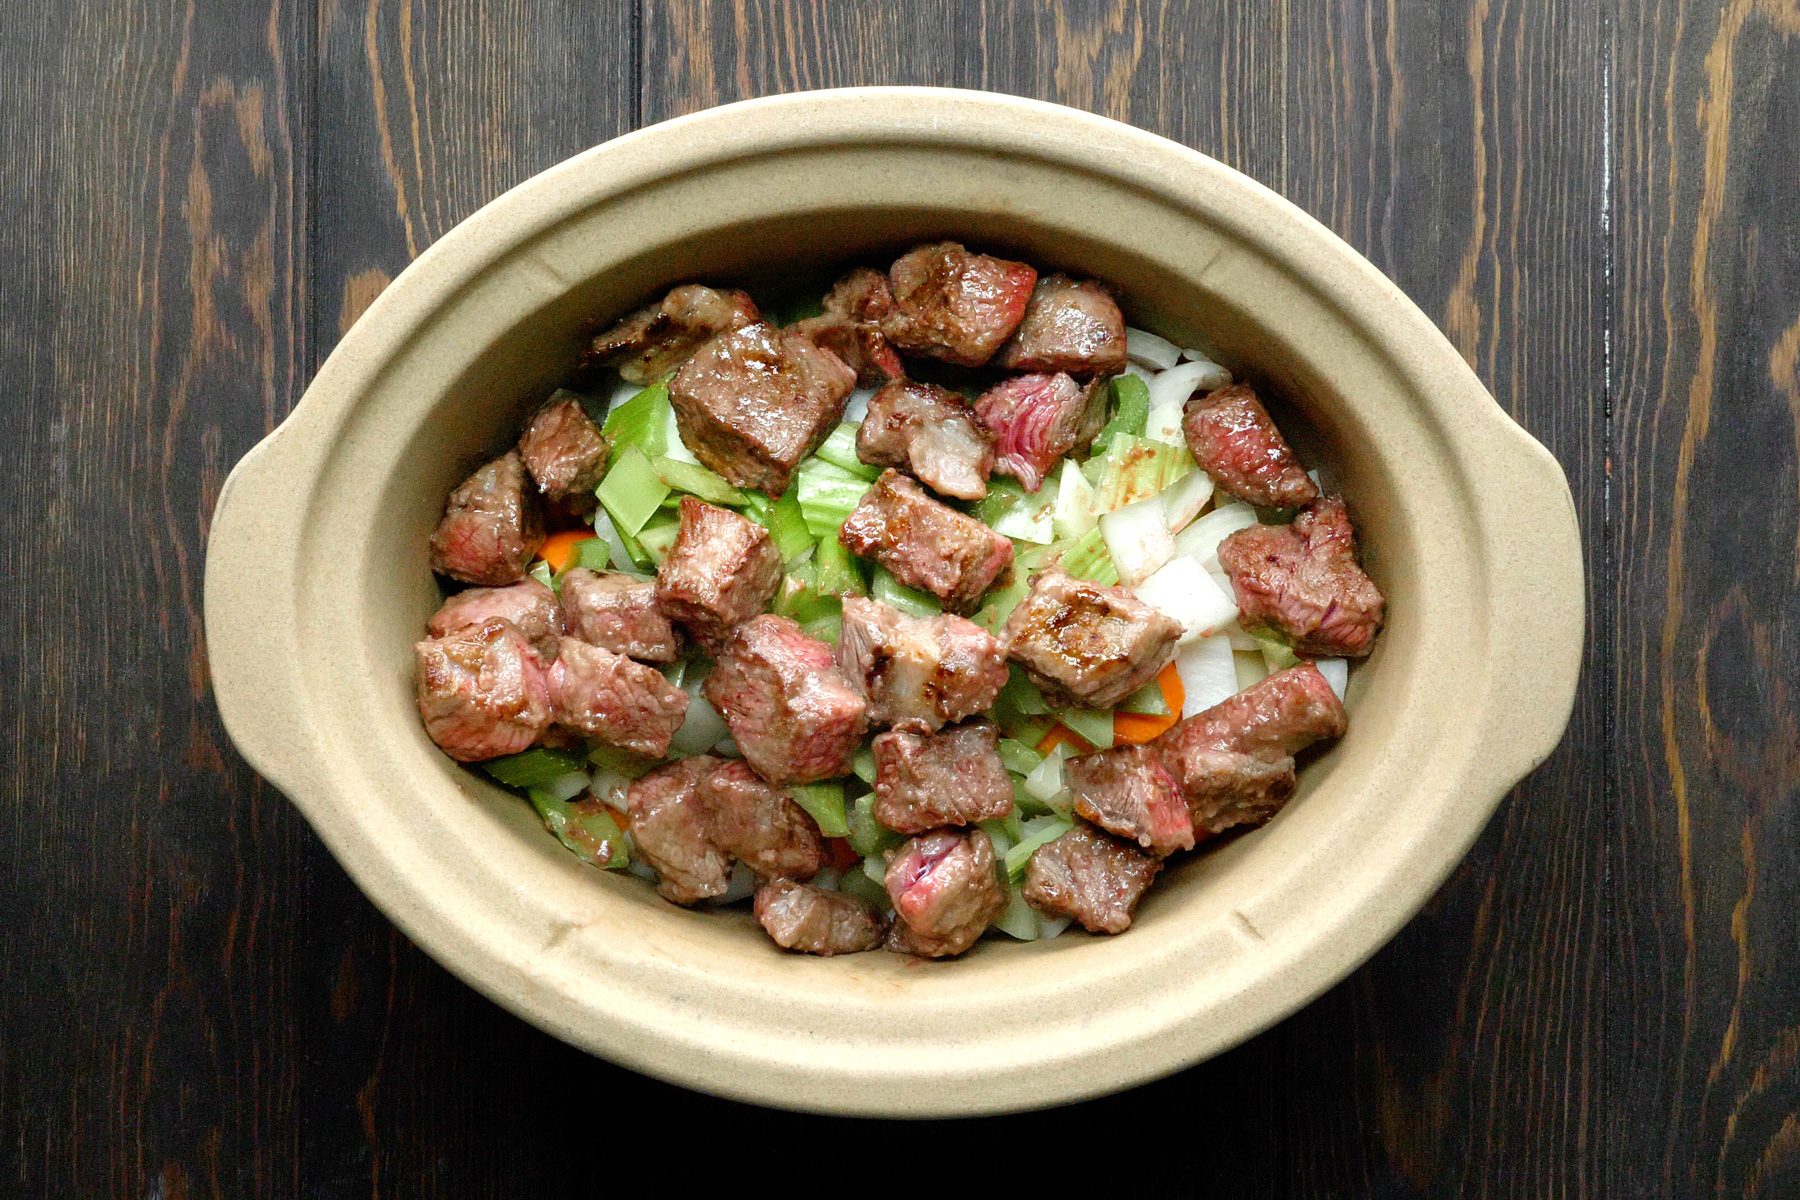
[427,578,561,660]
[1181,382,1319,509]
[414,618,553,762]
[703,615,869,784]
[428,451,544,585]
[974,372,1109,492]
[871,719,1015,834]
[584,284,760,384]
[880,242,1037,367]
[1023,824,1161,934]
[754,879,886,956]
[791,267,904,387]
[654,497,783,648]
[670,322,856,495]
[993,274,1128,377]
[855,380,995,501]
[699,760,827,881]
[1217,495,1385,657]
[1066,743,1195,857]
[559,568,682,664]
[627,755,730,904]
[883,830,1006,958]
[835,597,1009,731]
[839,470,1014,613]
[517,390,610,502]
[549,638,689,757]
[1001,567,1180,709]
[1153,662,1347,835]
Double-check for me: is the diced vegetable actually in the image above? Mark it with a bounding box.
[1114,663,1185,743]
[1051,458,1098,540]
[483,747,589,789]
[852,744,877,785]
[848,792,901,857]
[971,571,1030,633]
[1144,358,1232,444]
[1099,494,1176,585]
[1234,649,1270,690]
[541,769,590,803]
[1124,326,1181,370]
[790,781,850,838]
[528,788,631,870]
[998,738,1044,777]
[757,484,814,563]
[773,562,840,627]
[601,382,672,458]
[815,422,880,481]
[1118,677,1170,716]
[1315,657,1349,699]
[802,610,843,645]
[1023,741,1072,805]
[656,458,746,507]
[1093,374,1150,447]
[871,567,941,618]
[1175,635,1238,717]
[1004,815,1075,881]
[1134,555,1238,643]
[842,386,876,425]
[992,888,1042,940]
[796,459,873,538]
[1160,468,1215,533]
[635,512,682,564]
[661,401,700,465]
[670,693,730,757]
[1058,706,1115,751]
[589,508,644,574]
[596,445,671,535]
[527,560,555,590]
[813,533,868,596]
[974,478,1058,544]
[838,861,891,909]
[588,742,659,779]
[1086,436,1192,513]
[1255,630,1300,671]
[1174,501,1260,570]
[536,530,589,575]
[1058,526,1120,585]
[981,822,1014,862]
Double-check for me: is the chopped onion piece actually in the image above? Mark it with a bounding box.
[1023,743,1070,805]
[1175,635,1238,716]
[843,386,876,424]
[670,692,730,756]
[1174,502,1260,571]
[1125,326,1181,370]
[1221,619,1259,652]
[543,770,591,803]
[1038,916,1073,939]
[1098,494,1175,585]
[589,768,632,812]
[662,404,700,465]
[1135,556,1238,643]
[993,889,1042,940]
[589,508,643,576]
[1314,657,1349,699]
[1144,359,1231,443]
[1123,362,1155,383]
[1052,459,1097,539]
[1160,468,1214,533]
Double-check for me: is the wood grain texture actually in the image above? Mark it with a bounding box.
[1,0,1796,1195]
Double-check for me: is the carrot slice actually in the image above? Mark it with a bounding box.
[1035,724,1095,757]
[536,529,589,575]
[1113,663,1185,745]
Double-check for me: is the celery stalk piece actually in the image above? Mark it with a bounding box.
[596,445,671,535]
[527,560,556,591]
[870,567,941,617]
[838,863,892,910]
[1058,706,1115,750]
[484,747,589,789]
[600,382,672,458]
[1023,743,1071,806]
[1001,667,1051,716]
[848,792,901,858]
[997,737,1045,777]
[789,780,850,838]
[803,610,843,645]
[655,458,746,507]
[796,459,874,538]
[992,888,1042,940]
[634,512,682,565]
[813,533,868,596]
[1118,678,1171,716]
[1254,630,1300,671]
[1059,527,1121,585]
[587,742,659,780]
[973,479,1057,544]
[815,422,880,481]
[971,572,1029,634]
[762,484,816,563]
[569,537,614,572]
[1003,816,1074,881]
[1093,374,1151,446]
[527,788,632,870]
[852,744,877,785]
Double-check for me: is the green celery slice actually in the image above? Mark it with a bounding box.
[971,572,1029,634]
[1004,816,1074,881]
[587,743,659,780]
[789,780,850,838]
[527,560,556,591]
[1058,706,1115,750]
[600,382,672,457]
[656,457,747,506]
[870,567,941,618]
[813,533,868,596]
[848,792,901,858]
[837,863,892,909]
[972,479,1057,544]
[1093,374,1150,445]
[762,484,816,563]
[1059,526,1120,585]
[796,459,874,538]
[998,738,1044,777]
[596,445,670,535]
[635,512,682,564]
[484,747,588,789]
[528,788,632,869]
[814,422,880,480]
[1119,677,1171,716]
[852,744,877,785]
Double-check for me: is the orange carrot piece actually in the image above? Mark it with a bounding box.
[536,530,589,575]
[1035,724,1095,757]
[1113,663,1186,744]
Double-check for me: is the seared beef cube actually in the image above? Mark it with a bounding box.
[1001,567,1181,708]
[871,719,1014,834]
[1023,824,1161,934]
[427,578,561,660]
[1217,495,1385,657]
[699,760,826,881]
[824,266,895,322]
[670,322,856,495]
[754,879,887,956]
[880,242,1037,367]
[549,638,689,756]
[839,470,1014,613]
[414,618,553,762]
[1153,662,1346,835]
[517,390,610,502]
[560,568,682,664]
[974,372,1109,492]
[1182,383,1319,509]
[627,755,730,904]
[1066,744,1195,857]
[793,269,904,386]
[428,451,545,585]
[836,597,1009,731]
[703,615,869,784]
[993,274,1128,377]
[882,829,1006,958]
[655,497,783,648]
[585,284,760,384]
[855,380,995,501]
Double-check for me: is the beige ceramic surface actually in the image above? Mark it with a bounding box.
[204,88,1584,1117]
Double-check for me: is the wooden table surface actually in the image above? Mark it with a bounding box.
[4,1,1797,1195]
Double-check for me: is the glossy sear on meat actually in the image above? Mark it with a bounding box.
[1023,823,1162,934]
[974,371,1110,492]
[516,390,610,503]
[626,755,731,904]
[754,879,887,956]
[871,719,1015,834]
[698,760,827,882]
[428,451,545,585]
[879,242,1038,367]
[1181,382,1319,509]
[854,379,995,501]
[414,618,553,762]
[835,596,1010,731]
[702,614,869,784]
[548,638,689,757]
[1001,566,1181,708]
[883,829,1007,958]
[1217,494,1385,657]
[427,578,561,661]
[670,322,856,496]
[559,568,682,664]
[839,470,1014,613]
[584,284,760,384]
[1065,743,1195,857]
[791,267,904,387]
[654,497,784,648]
[993,274,1128,377]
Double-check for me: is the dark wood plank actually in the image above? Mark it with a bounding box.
[1609,2,1800,1196]
[0,2,312,1196]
